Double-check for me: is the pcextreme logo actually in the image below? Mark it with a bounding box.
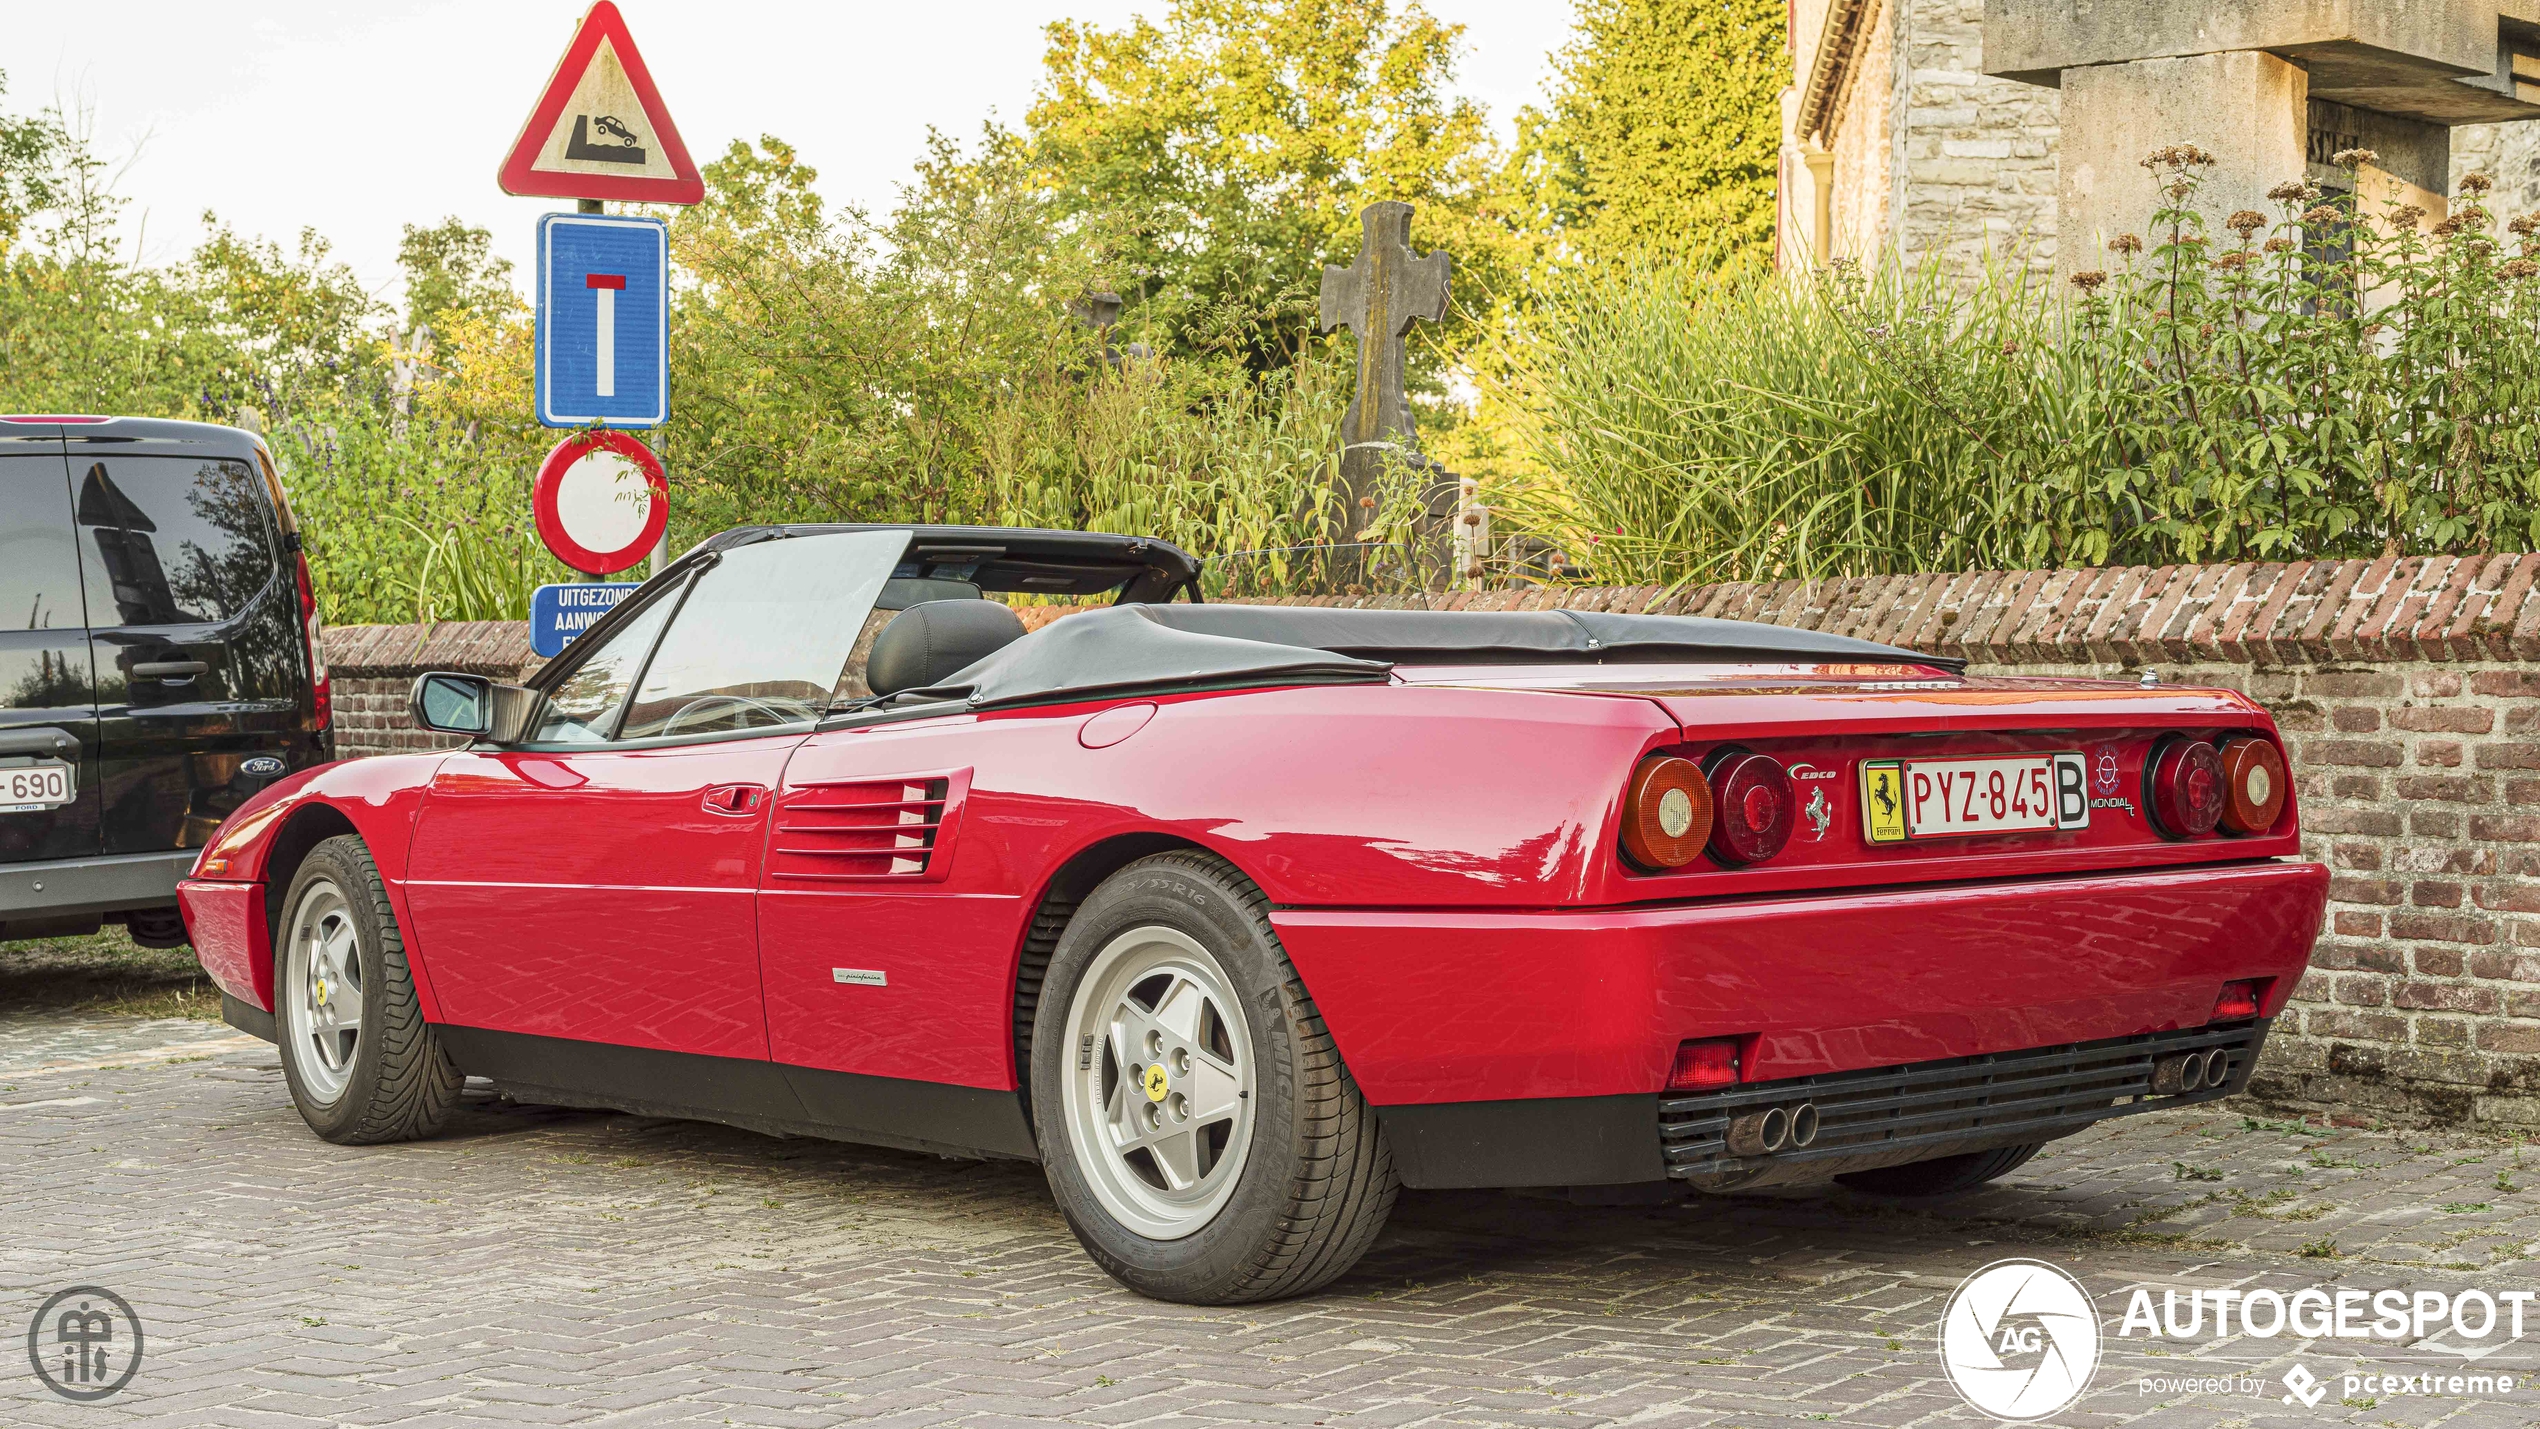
[1939,1259,2102,1421]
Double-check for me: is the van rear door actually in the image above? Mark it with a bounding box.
[0,427,106,873]
[69,448,299,855]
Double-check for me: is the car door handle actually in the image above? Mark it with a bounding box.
[132,660,210,680]
[0,727,77,758]
[701,784,765,815]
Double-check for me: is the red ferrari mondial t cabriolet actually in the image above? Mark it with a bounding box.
[180,525,2326,1302]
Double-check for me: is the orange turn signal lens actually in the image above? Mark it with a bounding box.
[2218,738,2287,834]
[1621,755,1714,870]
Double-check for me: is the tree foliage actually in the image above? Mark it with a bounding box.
[394,218,516,336]
[1533,0,1782,272]
[1019,0,1515,371]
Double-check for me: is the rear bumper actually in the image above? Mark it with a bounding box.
[0,849,196,924]
[1276,859,2326,1155]
[1376,1020,2269,1189]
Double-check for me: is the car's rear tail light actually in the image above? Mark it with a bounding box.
[1620,755,1713,869]
[292,545,331,731]
[1667,1037,1741,1090]
[2213,978,2265,1021]
[2218,738,2287,834]
[1704,752,1793,865]
[2147,737,2224,839]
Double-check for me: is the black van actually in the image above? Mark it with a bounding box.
[0,416,333,946]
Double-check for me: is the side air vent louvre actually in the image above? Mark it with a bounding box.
[768,769,971,882]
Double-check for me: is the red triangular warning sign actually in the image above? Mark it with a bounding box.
[498,2,703,205]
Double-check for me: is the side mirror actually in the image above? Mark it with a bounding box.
[408,673,538,744]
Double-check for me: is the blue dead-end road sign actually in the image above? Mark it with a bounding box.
[531,581,644,658]
[536,212,667,428]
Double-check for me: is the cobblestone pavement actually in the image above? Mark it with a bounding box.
[4,1013,2539,1427]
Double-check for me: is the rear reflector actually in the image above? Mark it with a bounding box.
[2214,979,2265,1021]
[2218,738,2287,834]
[1667,1038,1742,1090]
[2148,737,2225,839]
[1620,755,1714,869]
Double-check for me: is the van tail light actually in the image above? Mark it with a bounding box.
[1667,1038,1742,1090]
[292,547,331,732]
[1620,755,1713,869]
[1705,752,1794,865]
[2147,737,2224,839]
[2213,978,2266,1021]
[2218,738,2287,834]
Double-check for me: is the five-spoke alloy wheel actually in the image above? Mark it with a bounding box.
[1031,851,1397,1304]
[1060,925,1257,1239]
[282,879,367,1105]
[274,835,463,1144]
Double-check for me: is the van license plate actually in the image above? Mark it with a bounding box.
[0,761,76,814]
[1860,753,2088,842]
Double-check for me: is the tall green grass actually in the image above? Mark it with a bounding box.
[1480,149,2540,587]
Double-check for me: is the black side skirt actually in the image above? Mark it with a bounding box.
[432,1025,1039,1163]
[1374,1094,1666,1189]
[223,992,278,1043]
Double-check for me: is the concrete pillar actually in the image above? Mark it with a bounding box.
[2057,50,2309,278]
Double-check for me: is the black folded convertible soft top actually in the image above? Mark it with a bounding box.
[1137,605,1962,670]
[901,603,1958,711]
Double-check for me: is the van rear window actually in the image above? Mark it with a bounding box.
[73,458,277,626]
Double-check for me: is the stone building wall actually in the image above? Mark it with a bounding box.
[1891,0,2059,274]
[319,554,2540,1129]
[1788,6,2540,279]
[2453,118,2540,213]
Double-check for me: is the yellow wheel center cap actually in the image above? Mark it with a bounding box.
[1142,1063,1169,1102]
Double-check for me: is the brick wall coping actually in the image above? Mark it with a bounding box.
[323,620,535,678]
[321,554,2540,680]
[1057,554,2540,667]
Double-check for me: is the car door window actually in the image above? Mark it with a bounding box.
[615,529,905,740]
[73,458,276,627]
[528,583,680,745]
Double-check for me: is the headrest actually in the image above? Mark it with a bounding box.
[867,600,1027,697]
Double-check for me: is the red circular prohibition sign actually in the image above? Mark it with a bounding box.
[533,430,669,575]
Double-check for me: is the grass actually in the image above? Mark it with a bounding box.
[0,925,219,1021]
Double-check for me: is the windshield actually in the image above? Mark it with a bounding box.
[533,528,910,744]
[614,528,909,739]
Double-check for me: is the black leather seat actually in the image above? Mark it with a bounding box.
[866,600,1027,696]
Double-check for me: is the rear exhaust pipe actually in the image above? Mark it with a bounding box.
[2152,1052,2203,1095]
[1726,1103,1813,1157]
[2201,1047,2232,1089]
[1788,1101,1819,1148]
[1727,1104,1793,1157]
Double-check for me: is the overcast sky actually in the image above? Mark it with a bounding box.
[4,2,1578,307]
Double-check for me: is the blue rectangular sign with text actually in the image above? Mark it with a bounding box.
[535,212,668,428]
[531,582,644,658]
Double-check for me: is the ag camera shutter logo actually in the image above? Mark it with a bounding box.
[1939,1259,2102,1420]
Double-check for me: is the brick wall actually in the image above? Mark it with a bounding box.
[322,621,540,759]
[323,553,2540,1127]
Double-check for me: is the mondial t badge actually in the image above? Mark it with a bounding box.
[1143,1064,1170,1102]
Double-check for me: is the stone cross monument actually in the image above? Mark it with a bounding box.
[1319,201,1451,547]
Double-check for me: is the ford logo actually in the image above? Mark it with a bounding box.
[241,756,286,778]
